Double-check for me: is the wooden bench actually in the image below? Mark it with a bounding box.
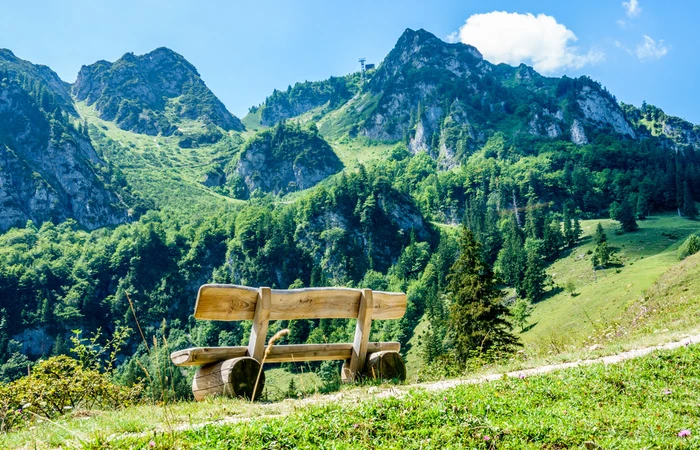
[170,284,408,400]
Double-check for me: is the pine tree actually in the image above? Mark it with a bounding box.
[522,239,547,302]
[524,193,544,240]
[681,181,698,219]
[510,298,533,332]
[594,222,607,245]
[495,215,526,290]
[446,227,520,363]
[611,197,638,232]
[562,204,574,245]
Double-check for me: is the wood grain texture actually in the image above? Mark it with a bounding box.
[346,289,374,382]
[191,357,263,401]
[193,284,406,321]
[171,342,401,366]
[248,287,271,361]
[364,350,406,381]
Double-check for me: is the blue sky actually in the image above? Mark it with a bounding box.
[1,0,697,122]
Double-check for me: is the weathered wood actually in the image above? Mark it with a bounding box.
[248,287,271,361]
[192,357,263,401]
[363,351,406,381]
[346,289,374,382]
[171,342,402,366]
[194,284,406,321]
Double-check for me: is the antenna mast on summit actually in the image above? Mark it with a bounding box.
[359,58,366,82]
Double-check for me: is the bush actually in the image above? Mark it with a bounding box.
[0,356,142,431]
[678,234,700,260]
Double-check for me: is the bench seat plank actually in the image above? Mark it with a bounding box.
[193,284,407,322]
[171,342,401,366]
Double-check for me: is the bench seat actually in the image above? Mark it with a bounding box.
[172,341,401,366]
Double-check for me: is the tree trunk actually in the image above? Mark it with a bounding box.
[192,357,264,401]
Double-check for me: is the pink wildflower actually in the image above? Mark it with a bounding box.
[518,373,526,379]
[663,389,672,395]
[149,440,156,447]
[678,429,691,438]
[483,435,490,441]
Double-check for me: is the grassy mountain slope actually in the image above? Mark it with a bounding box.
[76,101,244,213]
[522,214,700,354]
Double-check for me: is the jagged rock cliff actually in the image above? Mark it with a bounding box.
[73,47,244,136]
[0,50,129,232]
[233,122,343,196]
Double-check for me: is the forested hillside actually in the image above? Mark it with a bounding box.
[0,28,698,400]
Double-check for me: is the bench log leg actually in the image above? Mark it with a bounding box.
[192,357,264,401]
[363,351,406,381]
[340,350,406,383]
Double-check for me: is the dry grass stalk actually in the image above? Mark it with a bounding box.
[251,329,290,402]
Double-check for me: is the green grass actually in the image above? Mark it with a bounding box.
[521,214,700,356]
[94,344,700,449]
[76,101,244,213]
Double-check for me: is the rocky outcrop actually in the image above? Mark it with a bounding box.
[235,123,343,196]
[577,85,636,138]
[0,52,129,232]
[73,48,244,135]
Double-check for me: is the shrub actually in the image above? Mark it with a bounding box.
[678,234,700,260]
[0,356,142,431]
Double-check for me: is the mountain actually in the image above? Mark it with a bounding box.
[72,47,244,136]
[0,49,129,232]
[230,122,343,197]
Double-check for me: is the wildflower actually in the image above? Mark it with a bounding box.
[149,440,156,447]
[22,403,31,409]
[518,373,526,379]
[484,435,491,441]
[678,429,691,438]
[663,389,672,395]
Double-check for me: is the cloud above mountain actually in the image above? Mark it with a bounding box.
[449,11,604,74]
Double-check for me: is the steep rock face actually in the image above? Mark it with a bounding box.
[622,103,700,150]
[234,123,343,196]
[73,48,243,135]
[0,51,129,232]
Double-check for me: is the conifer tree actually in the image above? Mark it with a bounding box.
[611,197,638,232]
[592,224,612,269]
[446,227,520,363]
[522,238,547,302]
[496,215,526,290]
[681,181,698,219]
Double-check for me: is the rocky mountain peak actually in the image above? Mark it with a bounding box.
[72,47,243,136]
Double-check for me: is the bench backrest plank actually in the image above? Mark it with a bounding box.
[194,284,407,321]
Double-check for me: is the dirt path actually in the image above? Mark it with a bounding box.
[108,333,699,442]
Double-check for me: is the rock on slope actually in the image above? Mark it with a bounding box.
[0,49,129,232]
[73,47,244,136]
[233,122,343,196]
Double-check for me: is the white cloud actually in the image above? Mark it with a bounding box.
[616,20,628,29]
[622,0,642,18]
[616,35,669,61]
[635,35,669,60]
[453,11,604,74]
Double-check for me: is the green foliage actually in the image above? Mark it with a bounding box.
[510,298,534,332]
[682,181,698,219]
[0,356,141,432]
[677,234,700,260]
[610,197,638,232]
[523,238,547,302]
[446,227,520,364]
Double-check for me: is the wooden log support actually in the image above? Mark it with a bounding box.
[248,287,271,362]
[345,288,374,383]
[363,351,406,381]
[192,357,264,401]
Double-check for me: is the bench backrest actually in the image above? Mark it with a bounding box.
[194,284,407,321]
